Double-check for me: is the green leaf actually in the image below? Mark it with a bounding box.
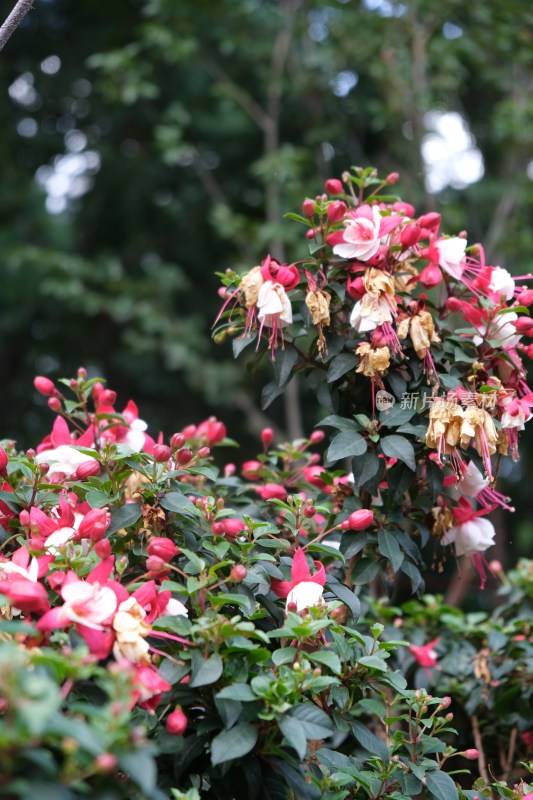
[326,580,361,621]
[426,770,459,800]
[211,722,258,765]
[190,653,223,687]
[108,502,142,534]
[289,703,334,739]
[279,716,308,759]
[377,530,404,573]
[350,451,381,488]
[357,655,388,672]
[233,333,257,357]
[274,345,299,388]
[261,379,285,410]
[118,749,157,795]
[351,558,379,585]
[308,650,342,675]
[326,431,367,465]
[401,560,425,594]
[318,415,360,432]
[216,684,257,702]
[380,435,416,471]
[327,353,358,383]
[160,492,200,517]
[351,721,389,760]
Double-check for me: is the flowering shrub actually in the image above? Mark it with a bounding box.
[215,166,533,591]
[0,167,531,799]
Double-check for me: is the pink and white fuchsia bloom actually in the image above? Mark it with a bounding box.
[270,548,326,612]
[329,204,402,262]
[442,497,496,587]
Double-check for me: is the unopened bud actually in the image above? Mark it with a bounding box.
[75,460,100,480]
[212,521,225,536]
[310,430,325,444]
[230,564,247,582]
[303,505,316,518]
[152,444,172,462]
[515,316,533,335]
[34,376,56,396]
[182,425,197,439]
[386,172,400,184]
[327,200,347,223]
[462,749,479,760]
[170,432,186,450]
[47,397,62,412]
[197,446,211,459]
[146,555,167,573]
[0,447,8,474]
[166,707,188,736]
[77,367,88,379]
[446,297,464,313]
[325,178,343,195]
[302,198,315,218]
[147,537,178,561]
[99,389,117,406]
[94,752,118,773]
[224,463,236,477]
[261,428,274,448]
[177,448,193,466]
[341,509,374,531]
[26,449,36,460]
[445,712,454,721]
[94,539,112,559]
[419,264,442,288]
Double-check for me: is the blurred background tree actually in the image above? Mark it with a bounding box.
[1,0,532,566]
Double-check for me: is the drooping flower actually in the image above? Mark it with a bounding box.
[270,548,326,611]
[431,236,467,279]
[256,281,293,355]
[441,497,496,587]
[410,637,440,669]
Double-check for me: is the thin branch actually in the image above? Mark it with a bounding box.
[471,714,493,796]
[0,0,33,52]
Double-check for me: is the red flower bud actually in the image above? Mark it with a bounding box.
[197,446,211,459]
[170,432,186,450]
[78,508,111,542]
[386,172,400,184]
[91,381,105,401]
[75,460,101,480]
[230,564,247,582]
[0,447,7,474]
[462,749,479,760]
[256,483,287,501]
[302,198,315,218]
[147,537,179,561]
[417,211,441,231]
[520,343,533,359]
[206,420,226,445]
[400,222,421,248]
[94,753,118,773]
[446,297,464,313]
[212,521,226,536]
[325,178,343,195]
[146,555,168,573]
[182,424,197,439]
[516,288,533,306]
[342,509,374,531]
[77,367,88,380]
[152,444,172,462]
[224,463,236,477]
[515,316,533,335]
[94,539,112,559]
[34,376,56,396]
[346,275,365,299]
[419,264,442,288]
[222,518,246,537]
[242,460,263,480]
[177,448,193,466]
[47,397,62,412]
[310,430,325,444]
[306,227,320,240]
[303,505,316,518]
[261,428,274,448]
[166,707,188,736]
[327,200,347,223]
[99,389,117,406]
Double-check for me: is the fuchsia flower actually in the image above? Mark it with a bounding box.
[329,204,402,262]
[270,548,326,611]
[0,545,52,614]
[428,236,467,279]
[409,637,440,669]
[35,416,96,478]
[441,497,497,588]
